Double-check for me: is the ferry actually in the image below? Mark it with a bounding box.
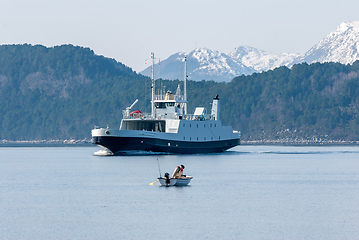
[91,53,240,154]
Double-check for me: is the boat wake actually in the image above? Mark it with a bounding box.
[93,150,114,156]
[114,150,174,156]
[93,149,173,156]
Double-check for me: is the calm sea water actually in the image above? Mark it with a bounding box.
[0,145,358,239]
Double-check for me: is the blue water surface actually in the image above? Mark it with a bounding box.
[0,145,358,239]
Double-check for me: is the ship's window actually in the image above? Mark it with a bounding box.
[183,124,185,127]
[183,137,185,140]
[155,102,166,108]
[197,124,198,128]
[204,137,206,140]
[215,124,216,127]
[210,124,212,127]
[190,124,191,127]
[211,137,213,140]
[190,137,191,140]
[197,137,198,141]
[166,102,175,107]
[204,124,206,128]
[219,136,220,140]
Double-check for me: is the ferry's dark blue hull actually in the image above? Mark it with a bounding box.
[92,136,240,154]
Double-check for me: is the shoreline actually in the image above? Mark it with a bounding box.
[241,140,359,146]
[0,139,93,147]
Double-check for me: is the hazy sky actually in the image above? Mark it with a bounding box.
[1,0,358,72]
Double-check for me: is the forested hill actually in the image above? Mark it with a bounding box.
[225,62,359,141]
[0,44,148,140]
[1,44,359,142]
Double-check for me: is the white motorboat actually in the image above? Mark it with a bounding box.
[158,176,193,187]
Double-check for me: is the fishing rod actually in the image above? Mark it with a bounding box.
[156,158,162,177]
[149,158,162,185]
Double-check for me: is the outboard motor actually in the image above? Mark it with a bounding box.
[164,172,170,184]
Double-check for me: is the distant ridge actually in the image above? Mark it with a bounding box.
[140,21,359,82]
[140,48,255,82]
[293,21,359,65]
[229,46,301,72]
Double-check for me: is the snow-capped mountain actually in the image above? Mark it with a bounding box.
[140,46,298,82]
[293,21,359,65]
[229,46,301,72]
[141,48,255,82]
[140,21,359,82]
[187,48,255,81]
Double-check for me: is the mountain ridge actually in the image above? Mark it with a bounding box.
[140,48,255,82]
[293,21,359,65]
[140,21,359,82]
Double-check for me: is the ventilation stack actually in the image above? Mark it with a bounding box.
[211,95,220,121]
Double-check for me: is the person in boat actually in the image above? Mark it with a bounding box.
[172,165,185,178]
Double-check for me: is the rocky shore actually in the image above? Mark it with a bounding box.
[0,139,92,147]
[242,138,359,145]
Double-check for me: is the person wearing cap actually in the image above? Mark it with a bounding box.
[172,165,185,178]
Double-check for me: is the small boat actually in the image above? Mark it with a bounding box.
[158,173,193,187]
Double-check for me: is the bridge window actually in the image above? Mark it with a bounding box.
[155,102,166,108]
[166,102,175,107]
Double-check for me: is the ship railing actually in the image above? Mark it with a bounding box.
[122,111,215,121]
[179,114,212,121]
[122,111,152,119]
[149,114,212,121]
[154,94,184,101]
[233,130,241,138]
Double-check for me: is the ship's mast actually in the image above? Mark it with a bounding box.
[151,52,155,118]
[184,56,187,115]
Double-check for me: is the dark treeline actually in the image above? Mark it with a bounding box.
[225,62,359,140]
[1,44,359,141]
